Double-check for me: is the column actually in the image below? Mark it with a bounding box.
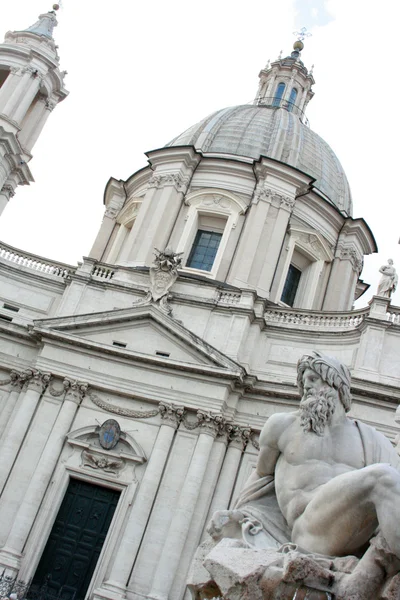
[203,427,249,532]
[2,67,33,117]
[0,183,16,217]
[147,411,220,600]
[264,68,277,100]
[323,245,361,311]
[21,97,55,151]
[0,380,87,574]
[0,370,50,494]
[0,67,21,112]
[0,371,23,438]
[12,71,42,124]
[98,403,183,598]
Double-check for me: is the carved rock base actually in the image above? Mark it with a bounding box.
[188,536,400,600]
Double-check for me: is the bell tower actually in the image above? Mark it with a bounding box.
[0,8,68,216]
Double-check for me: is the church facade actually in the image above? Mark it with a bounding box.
[0,11,399,600]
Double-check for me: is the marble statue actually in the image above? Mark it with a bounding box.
[190,352,400,600]
[377,258,398,298]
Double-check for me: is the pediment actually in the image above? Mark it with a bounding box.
[33,304,243,373]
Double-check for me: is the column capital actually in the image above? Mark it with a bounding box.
[0,184,15,201]
[227,424,251,450]
[159,401,184,428]
[63,379,88,404]
[25,369,51,393]
[197,410,226,438]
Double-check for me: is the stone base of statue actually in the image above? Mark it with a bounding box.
[188,534,400,600]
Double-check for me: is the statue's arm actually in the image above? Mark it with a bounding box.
[255,413,285,477]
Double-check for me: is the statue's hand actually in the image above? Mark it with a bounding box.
[207,509,245,541]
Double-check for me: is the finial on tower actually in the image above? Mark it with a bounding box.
[291,27,312,59]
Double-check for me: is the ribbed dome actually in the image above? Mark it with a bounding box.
[167,105,352,216]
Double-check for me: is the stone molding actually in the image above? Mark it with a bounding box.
[0,369,256,445]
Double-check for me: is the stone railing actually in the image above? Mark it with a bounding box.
[264,307,369,329]
[387,306,400,325]
[0,241,72,279]
[218,291,241,305]
[91,263,115,280]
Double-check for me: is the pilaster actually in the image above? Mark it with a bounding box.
[147,411,222,600]
[0,369,50,494]
[97,403,183,600]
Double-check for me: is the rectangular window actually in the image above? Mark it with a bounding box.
[187,230,222,272]
[281,264,301,306]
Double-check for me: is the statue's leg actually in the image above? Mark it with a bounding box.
[292,463,400,557]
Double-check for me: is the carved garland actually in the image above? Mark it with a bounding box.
[0,370,259,449]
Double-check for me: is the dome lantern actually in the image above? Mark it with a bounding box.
[254,33,315,124]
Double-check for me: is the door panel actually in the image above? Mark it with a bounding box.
[31,479,120,600]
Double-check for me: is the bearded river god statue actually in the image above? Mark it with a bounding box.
[188,352,400,600]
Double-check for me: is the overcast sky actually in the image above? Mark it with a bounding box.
[1,0,399,308]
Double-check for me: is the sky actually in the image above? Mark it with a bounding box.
[0,0,400,308]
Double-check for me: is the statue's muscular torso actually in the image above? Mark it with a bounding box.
[258,412,366,528]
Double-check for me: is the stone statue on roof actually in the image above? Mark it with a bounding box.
[377,258,398,298]
[190,351,400,600]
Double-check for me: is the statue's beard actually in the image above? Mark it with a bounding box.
[300,388,337,436]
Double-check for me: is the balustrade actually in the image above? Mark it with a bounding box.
[264,307,369,329]
[0,242,71,278]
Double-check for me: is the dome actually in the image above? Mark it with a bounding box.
[167,104,352,216]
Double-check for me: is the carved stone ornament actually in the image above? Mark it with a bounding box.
[104,205,119,219]
[99,419,121,450]
[82,449,123,474]
[0,184,15,200]
[338,245,363,274]
[149,247,183,302]
[148,173,189,192]
[254,186,295,211]
[159,401,185,428]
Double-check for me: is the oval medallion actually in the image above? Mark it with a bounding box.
[99,419,121,450]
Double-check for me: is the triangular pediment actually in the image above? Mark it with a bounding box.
[32,304,243,374]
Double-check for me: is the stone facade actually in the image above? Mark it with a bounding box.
[0,19,399,600]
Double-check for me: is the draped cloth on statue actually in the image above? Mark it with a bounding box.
[234,420,400,550]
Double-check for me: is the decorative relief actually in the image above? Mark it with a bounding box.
[148,173,189,192]
[226,424,252,449]
[159,401,185,428]
[201,195,232,210]
[88,390,159,419]
[0,184,15,200]
[254,186,295,211]
[104,205,119,219]
[44,98,57,111]
[82,449,124,474]
[338,245,363,274]
[49,378,88,403]
[64,380,88,404]
[149,247,183,306]
[26,370,51,393]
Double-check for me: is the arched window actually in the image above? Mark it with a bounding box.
[272,82,285,107]
[287,87,298,112]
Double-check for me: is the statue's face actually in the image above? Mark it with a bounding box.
[302,368,326,397]
[300,368,339,435]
